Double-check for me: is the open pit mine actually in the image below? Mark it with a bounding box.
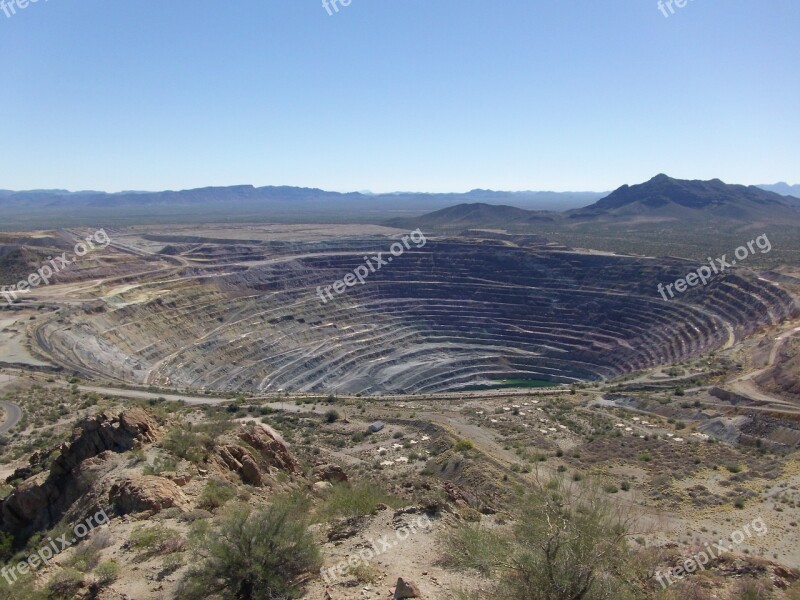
[29,227,797,395]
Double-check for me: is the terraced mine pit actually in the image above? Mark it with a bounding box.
[33,231,798,394]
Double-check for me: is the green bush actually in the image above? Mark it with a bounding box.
[441,478,645,599]
[178,497,321,600]
[318,482,399,522]
[454,439,474,452]
[129,525,182,556]
[0,531,13,563]
[46,568,85,600]
[442,523,512,576]
[198,478,237,510]
[94,560,120,585]
[162,427,208,463]
[142,454,178,475]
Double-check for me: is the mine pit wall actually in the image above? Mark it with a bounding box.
[32,240,799,395]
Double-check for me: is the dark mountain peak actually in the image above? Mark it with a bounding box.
[582,174,792,216]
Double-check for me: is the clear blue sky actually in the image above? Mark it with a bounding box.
[1,0,798,193]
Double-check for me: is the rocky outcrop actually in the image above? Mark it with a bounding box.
[443,481,479,509]
[0,408,160,539]
[215,445,263,486]
[109,476,190,515]
[210,424,299,486]
[239,425,299,473]
[51,407,158,476]
[313,463,348,484]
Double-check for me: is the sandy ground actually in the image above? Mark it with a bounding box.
[305,507,477,600]
[0,311,51,367]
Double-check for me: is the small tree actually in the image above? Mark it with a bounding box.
[443,477,646,600]
[178,496,321,600]
[500,478,640,599]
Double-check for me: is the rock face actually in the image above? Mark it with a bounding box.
[109,476,190,515]
[443,481,479,509]
[215,445,263,486]
[0,408,160,538]
[50,407,158,477]
[239,426,299,473]
[210,424,300,486]
[312,463,348,484]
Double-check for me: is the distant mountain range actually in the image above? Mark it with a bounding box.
[0,177,797,230]
[757,182,800,198]
[389,175,800,230]
[0,186,606,230]
[0,186,603,212]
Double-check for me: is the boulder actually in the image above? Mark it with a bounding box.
[109,476,190,515]
[213,444,262,486]
[313,463,348,484]
[239,425,300,473]
[394,578,421,599]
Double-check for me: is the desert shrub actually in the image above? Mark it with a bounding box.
[67,542,102,572]
[0,531,13,562]
[142,454,178,475]
[786,580,800,600]
[179,509,214,523]
[442,478,645,600]
[178,497,321,600]
[318,482,399,522]
[198,478,237,510]
[162,427,207,463]
[127,448,147,465]
[454,439,474,452]
[159,552,186,576]
[128,525,182,556]
[324,410,340,423]
[442,523,512,576]
[731,579,772,600]
[65,529,113,573]
[46,568,85,599]
[94,560,120,585]
[350,562,381,584]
